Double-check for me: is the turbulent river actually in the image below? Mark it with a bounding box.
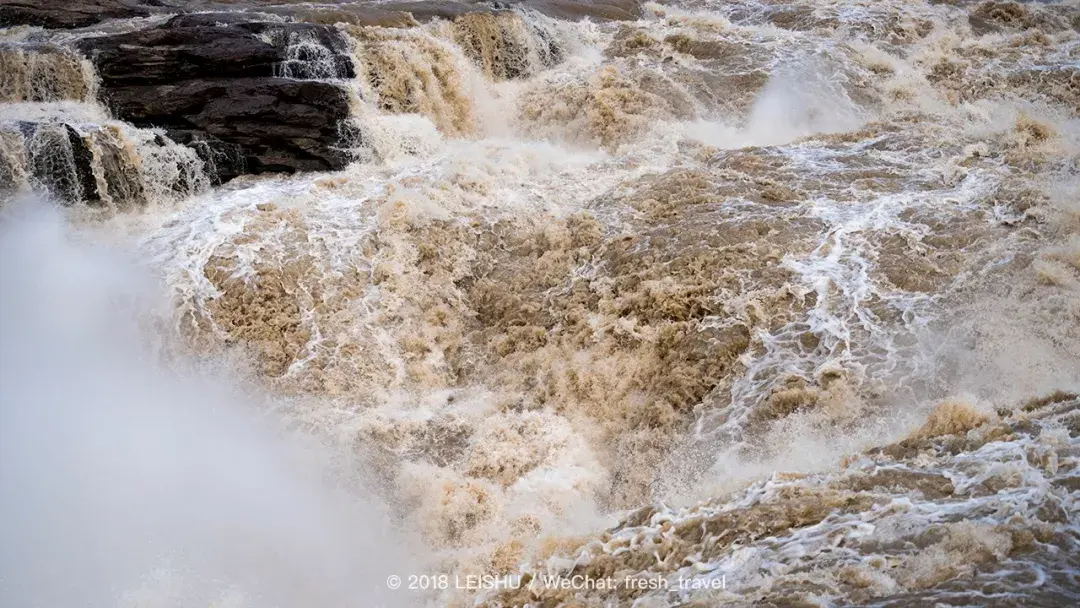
[1,0,1079,606]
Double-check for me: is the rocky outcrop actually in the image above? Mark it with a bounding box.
[0,0,153,29]
[236,1,645,25]
[89,13,356,82]
[77,15,358,182]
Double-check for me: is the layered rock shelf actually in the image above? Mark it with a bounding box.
[76,15,359,181]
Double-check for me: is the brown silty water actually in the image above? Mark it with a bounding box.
[1,0,1078,606]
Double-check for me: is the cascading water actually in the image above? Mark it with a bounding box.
[0,42,96,102]
[0,37,207,209]
[1,1,1079,607]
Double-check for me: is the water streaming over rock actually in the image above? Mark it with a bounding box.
[1,1,1079,606]
[0,37,208,209]
[0,42,96,102]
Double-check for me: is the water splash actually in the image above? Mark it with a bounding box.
[0,201,414,607]
[3,0,1080,605]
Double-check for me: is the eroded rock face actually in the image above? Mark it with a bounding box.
[76,16,357,181]
[0,0,152,29]
[79,17,354,84]
[105,78,355,178]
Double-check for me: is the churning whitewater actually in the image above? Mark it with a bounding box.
[1,0,1078,606]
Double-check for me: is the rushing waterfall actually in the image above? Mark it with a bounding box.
[1,1,1078,606]
[0,42,96,102]
[0,39,208,209]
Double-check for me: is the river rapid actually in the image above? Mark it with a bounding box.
[1,1,1078,606]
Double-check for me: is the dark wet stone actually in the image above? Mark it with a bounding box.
[76,17,357,181]
[103,78,355,179]
[76,17,355,85]
[63,124,102,205]
[515,0,644,21]
[0,0,153,29]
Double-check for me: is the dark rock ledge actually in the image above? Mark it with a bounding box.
[75,15,359,182]
[0,0,154,30]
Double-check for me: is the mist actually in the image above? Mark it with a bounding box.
[0,201,412,607]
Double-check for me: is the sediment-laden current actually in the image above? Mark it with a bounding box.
[1,0,1078,606]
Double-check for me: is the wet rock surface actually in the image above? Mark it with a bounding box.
[76,15,357,181]
[78,16,355,84]
[0,0,153,29]
[105,78,354,179]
